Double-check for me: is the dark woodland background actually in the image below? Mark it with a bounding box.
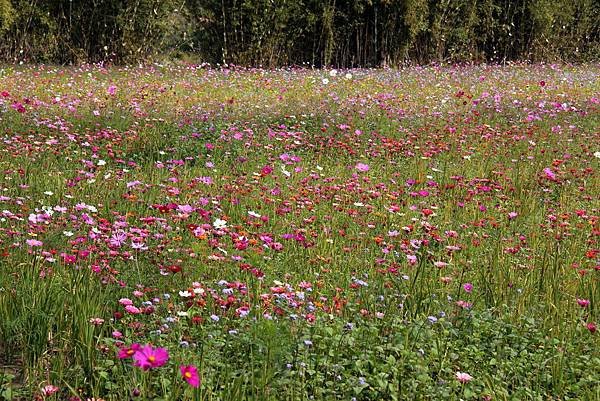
[0,0,598,66]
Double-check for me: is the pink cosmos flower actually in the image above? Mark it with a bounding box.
[543,168,556,181]
[26,239,43,247]
[107,85,117,95]
[180,365,200,388]
[133,345,169,370]
[126,180,142,189]
[118,298,133,306]
[456,300,472,309]
[455,371,473,383]
[576,299,590,308]
[11,102,25,113]
[88,317,104,326]
[462,283,473,293]
[118,343,141,359]
[586,322,596,333]
[355,162,370,172]
[177,204,194,214]
[125,305,141,314]
[41,384,59,396]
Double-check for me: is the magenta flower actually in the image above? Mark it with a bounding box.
[576,299,590,308]
[586,322,597,333]
[118,343,141,359]
[180,365,200,388]
[133,345,169,370]
[462,283,473,293]
[543,168,556,181]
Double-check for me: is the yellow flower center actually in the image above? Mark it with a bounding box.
[185,371,192,378]
[148,355,156,362]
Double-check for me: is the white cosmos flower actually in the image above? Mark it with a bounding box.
[213,218,228,229]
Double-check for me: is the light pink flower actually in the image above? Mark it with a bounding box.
[26,239,43,247]
[455,371,473,383]
[41,384,59,396]
[355,163,370,172]
[125,305,141,314]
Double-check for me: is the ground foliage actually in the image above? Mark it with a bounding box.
[0,63,598,399]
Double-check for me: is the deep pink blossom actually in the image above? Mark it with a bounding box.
[118,343,141,359]
[133,345,169,370]
[180,365,200,388]
[543,168,556,181]
[576,299,590,308]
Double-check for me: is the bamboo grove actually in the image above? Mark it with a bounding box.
[0,0,598,66]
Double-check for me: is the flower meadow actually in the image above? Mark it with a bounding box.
[0,63,598,400]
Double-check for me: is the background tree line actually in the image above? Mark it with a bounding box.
[0,0,598,66]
